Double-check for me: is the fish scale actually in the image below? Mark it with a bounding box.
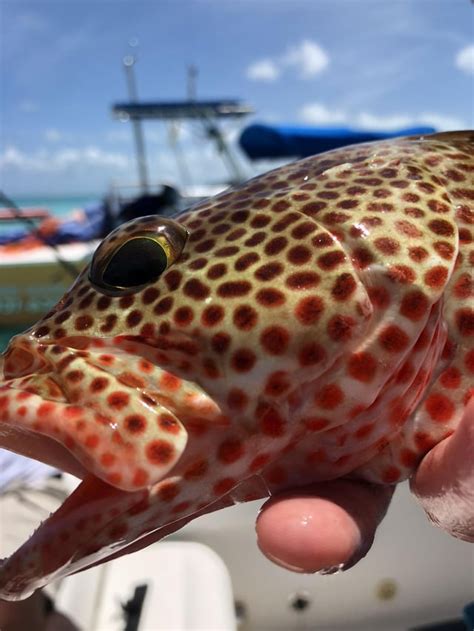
[0,130,472,600]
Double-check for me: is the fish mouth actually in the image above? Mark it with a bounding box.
[0,334,231,601]
[0,333,222,492]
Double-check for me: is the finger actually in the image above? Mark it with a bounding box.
[255,479,394,573]
[411,397,474,542]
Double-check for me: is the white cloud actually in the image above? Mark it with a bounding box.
[246,39,329,82]
[414,112,466,131]
[455,44,474,74]
[356,111,464,131]
[246,59,280,82]
[299,103,347,125]
[355,112,415,130]
[282,40,329,79]
[0,145,131,172]
[298,102,464,131]
[44,128,62,143]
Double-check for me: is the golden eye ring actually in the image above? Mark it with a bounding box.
[89,216,188,295]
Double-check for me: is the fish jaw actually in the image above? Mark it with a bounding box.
[0,468,269,601]
[0,335,204,491]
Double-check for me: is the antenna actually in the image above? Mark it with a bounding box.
[123,39,149,193]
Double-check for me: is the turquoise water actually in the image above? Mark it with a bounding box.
[0,194,100,233]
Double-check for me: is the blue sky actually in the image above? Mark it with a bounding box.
[1,0,473,196]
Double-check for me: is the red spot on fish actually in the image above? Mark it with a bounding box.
[298,342,326,366]
[221,387,247,413]
[425,393,454,423]
[146,439,175,465]
[295,296,324,325]
[379,325,410,353]
[400,448,418,468]
[368,286,391,309]
[248,453,271,472]
[90,377,109,392]
[160,372,182,391]
[184,459,209,480]
[101,452,116,467]
[258,404,286,437]
[231,348,256,372]
[304,417,330,431]
[399,290,429,321]
[260,326,290,355]
[201,305,224,327]
[347,352,377,382]
[424,266,449,289]
[439,366,461,389]
[265,371,291,397]
[132,469,149,487]
[387,265,416,284]
[327,315,356,342]
[124,414,147,434]
[256,287,285,308]
[217,438,244,464]
[107,392,130,410]
[382,466,401,483]
[37,402,55,418]
[158,482,180,502]
[315,384,344,409]
[85,434,100,449]
[107,472,122,486]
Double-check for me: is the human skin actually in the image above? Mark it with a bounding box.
[256,398,474,573]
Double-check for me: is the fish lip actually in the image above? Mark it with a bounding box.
[0,344,189,491]
[0,332,175,424]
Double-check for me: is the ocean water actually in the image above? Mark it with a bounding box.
[0,194,100,234]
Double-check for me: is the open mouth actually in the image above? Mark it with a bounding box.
[0,334,230,601]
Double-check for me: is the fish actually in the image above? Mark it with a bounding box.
[0,130,472,600]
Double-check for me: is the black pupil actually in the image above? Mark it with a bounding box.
[102,238,168,287]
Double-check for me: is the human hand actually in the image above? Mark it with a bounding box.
[255,398,474,573]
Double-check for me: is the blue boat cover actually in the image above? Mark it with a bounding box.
[239,123,437,160]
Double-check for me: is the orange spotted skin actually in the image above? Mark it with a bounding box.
[0,131,472,599]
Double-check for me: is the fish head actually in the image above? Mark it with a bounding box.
[1,177,373,492]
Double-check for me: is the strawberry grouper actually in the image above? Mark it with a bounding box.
[0,131,472,600]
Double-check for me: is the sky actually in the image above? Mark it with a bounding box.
[1,0,473,196]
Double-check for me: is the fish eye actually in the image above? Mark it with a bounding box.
[89,216,188,295]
